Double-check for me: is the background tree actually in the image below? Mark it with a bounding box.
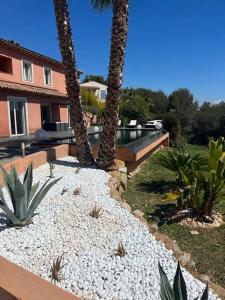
[82,74,107,85]
[149,90,168,117]
[91,0,129,170]
[168,88,198,139]
[192,101,225,144]
[120,95,150,124]
[53,0,94,166]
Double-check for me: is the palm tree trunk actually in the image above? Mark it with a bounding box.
[53,0,94,166]
[97,0,129,170]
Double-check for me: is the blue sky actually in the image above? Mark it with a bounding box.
[0,0,225,102]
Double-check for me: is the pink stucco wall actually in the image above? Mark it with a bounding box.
[0,44,70,137]
[0,47,66,94]
[0,98,10,137]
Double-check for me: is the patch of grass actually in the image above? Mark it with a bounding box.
[123,144,225,288]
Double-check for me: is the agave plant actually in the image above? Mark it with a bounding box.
[159,262,208,300]
[0,163,61,227]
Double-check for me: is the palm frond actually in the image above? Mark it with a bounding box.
[90,0,112,10]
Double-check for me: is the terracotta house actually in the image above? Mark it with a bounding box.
[0,38,71,138]
[80,81,107,102]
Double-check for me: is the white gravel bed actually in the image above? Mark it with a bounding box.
[0,157,220,300]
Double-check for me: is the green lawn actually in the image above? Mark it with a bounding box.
[123,144,225,288]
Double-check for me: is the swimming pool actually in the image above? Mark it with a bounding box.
[89,129,163,153]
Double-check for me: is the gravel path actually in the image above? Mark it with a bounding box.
[0,157,220,300]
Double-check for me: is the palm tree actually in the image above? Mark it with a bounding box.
[91,0,130,170]
[53,0,94,166]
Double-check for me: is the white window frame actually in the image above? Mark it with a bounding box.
[100,89,107,100]
[7,96,29,136]
[43,66,53,87]
[22,59,34,83]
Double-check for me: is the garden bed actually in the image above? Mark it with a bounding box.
[0,156,220,300]
[123,144,225,297]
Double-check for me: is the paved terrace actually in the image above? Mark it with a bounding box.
[0,127,103,165]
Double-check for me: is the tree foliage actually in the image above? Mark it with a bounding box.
[119,86,225,146]
[120,95,150,123]
[82,74,107,85]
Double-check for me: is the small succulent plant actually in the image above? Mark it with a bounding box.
[114,242,126,257]
[48,162,55,178]
[0,163,60,228]
[159,262,209,300]
[73,187,81,196]
[50,254,67,282]
[90,205,102,218]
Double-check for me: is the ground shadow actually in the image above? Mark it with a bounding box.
[53,159,80,168]
[0,212,9,233]
[137,180,175,194]
[149,203,179,226]
[53,159,97,170]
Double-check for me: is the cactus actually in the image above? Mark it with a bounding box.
[0,163,60,227]
[159,262,208,300]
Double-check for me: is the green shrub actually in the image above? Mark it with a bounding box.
[161,137,225,216]
[0,163,60,227]
[158,149,205,187]
[159,262,208,300]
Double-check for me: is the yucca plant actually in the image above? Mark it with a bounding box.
[159,262,208,300]
[0,163,61,227]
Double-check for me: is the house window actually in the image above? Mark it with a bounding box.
[9,98,27,136]
[44,67,52,86]
[0,55,13,73]
[22,60,33,82]
[100,90,107,100]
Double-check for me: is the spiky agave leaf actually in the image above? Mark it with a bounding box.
[173,263,187,300]
[194,283,209,300]
[27,177,61,220]
[200,283,209,300]
[23,162,33,209]
[158,263,174,300]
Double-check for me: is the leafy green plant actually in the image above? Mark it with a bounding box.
[159,149,205,209]
[158,149,205,187]
[163,137,225,216]
[159,262,208,300]
[0,163,60,227]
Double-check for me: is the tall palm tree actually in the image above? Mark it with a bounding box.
[53,0,94,166]
[91,0,130,170]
